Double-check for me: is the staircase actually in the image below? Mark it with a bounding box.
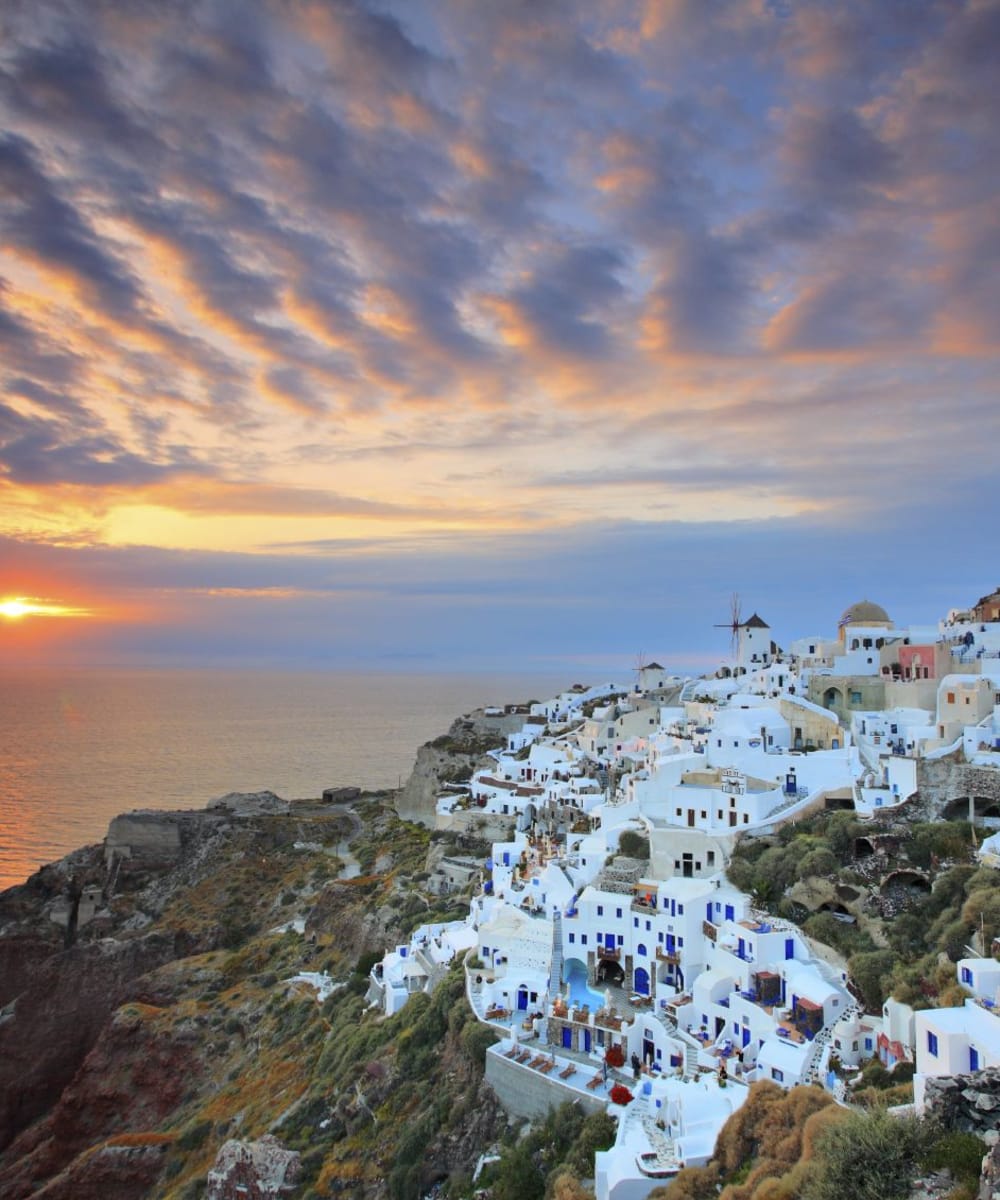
[656,1008,702,1078]
[548,910,564,1000]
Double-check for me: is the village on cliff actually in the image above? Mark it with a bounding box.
[365,589,1000,1200]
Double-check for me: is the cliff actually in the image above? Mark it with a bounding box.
[0,792,508,1199]
[395,710,526,825]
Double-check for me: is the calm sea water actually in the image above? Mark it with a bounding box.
[0,668,571,890]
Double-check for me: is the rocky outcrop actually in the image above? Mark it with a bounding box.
[207,790,288,815]
[27,1141,170,1200]
[0,1002,200,1198]
[0,929,199,1157]
[980,1141,1000,1200]
[207,1135,301,1199]
[395,712,522,825]
[304,879,396,963]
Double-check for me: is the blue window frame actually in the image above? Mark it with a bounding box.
[581,934,588,945]
[597,905,604,916]
[568,933,575,944]
[927,1032,938,1057]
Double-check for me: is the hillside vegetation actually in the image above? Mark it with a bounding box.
[726,809,1000,1013]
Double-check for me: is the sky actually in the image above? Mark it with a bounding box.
[0,0,998,674]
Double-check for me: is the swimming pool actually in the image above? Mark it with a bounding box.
[564,959,605,1010]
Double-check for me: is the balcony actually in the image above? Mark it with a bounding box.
[598,946,622,961]
[655,947,680,965]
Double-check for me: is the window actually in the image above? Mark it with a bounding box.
[581,934,588,945]
[568,933,575,944]
[947,692,955,704]
[616,908,623,919]
[678,905,684,915]
[597,905,604,916]
[927,1032,938,1057]
[771,1067,784,1082]
[707,851,715,865]
[850,691,862,705]
[961,967,973,985]
[633,917,639,928]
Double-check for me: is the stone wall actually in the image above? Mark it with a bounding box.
[485,1049,607,1120]
[923,1067,1000,1134]
[909,755,1000,823]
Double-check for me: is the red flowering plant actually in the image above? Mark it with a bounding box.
[609,1083,634,1106]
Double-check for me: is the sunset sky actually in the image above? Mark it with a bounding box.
[1,0,998,672]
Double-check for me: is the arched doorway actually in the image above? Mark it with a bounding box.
[597,958,625,986]
[634,966,650,996]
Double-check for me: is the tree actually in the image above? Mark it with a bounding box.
[847,949,900,1013]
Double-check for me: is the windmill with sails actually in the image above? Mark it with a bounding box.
[714,594,772,674]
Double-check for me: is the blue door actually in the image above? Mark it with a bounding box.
[634,967,650,996]
[584,1029,592,1053]
[563,1026,573,1049]
[971,1047,980,1071]
[785,938,795,960]
[606,931,616,948]
[742,1026,752,1048]
[517,987,529,1011]
[725,904,735,921]
[737,937,745,960]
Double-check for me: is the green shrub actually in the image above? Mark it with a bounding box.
[803,1110,929,1200]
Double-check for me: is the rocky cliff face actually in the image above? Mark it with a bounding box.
[0,791,507,1199]
[395,711,527,825]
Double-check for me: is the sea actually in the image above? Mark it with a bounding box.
[0,667,576,891]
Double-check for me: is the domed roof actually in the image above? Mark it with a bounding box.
[838,599,891,628]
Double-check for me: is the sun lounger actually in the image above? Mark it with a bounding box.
[559,1064,577,1079]
[587,1073,603,1090]
[538,1060,555,1074]
[504,1047,518,1059]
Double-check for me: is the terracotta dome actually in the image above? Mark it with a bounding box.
[838,599,891,628]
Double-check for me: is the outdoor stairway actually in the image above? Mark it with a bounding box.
[803,1000,863,1086]
[656,1007,702,1078]
[549,910,564,1000]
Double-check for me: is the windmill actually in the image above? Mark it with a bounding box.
[633,650,647,691]
[714,593,744,659]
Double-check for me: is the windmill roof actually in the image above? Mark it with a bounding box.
[643,661,665,670]
[743,613,769,628]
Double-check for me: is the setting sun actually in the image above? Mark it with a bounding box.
[0,597,91,620]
